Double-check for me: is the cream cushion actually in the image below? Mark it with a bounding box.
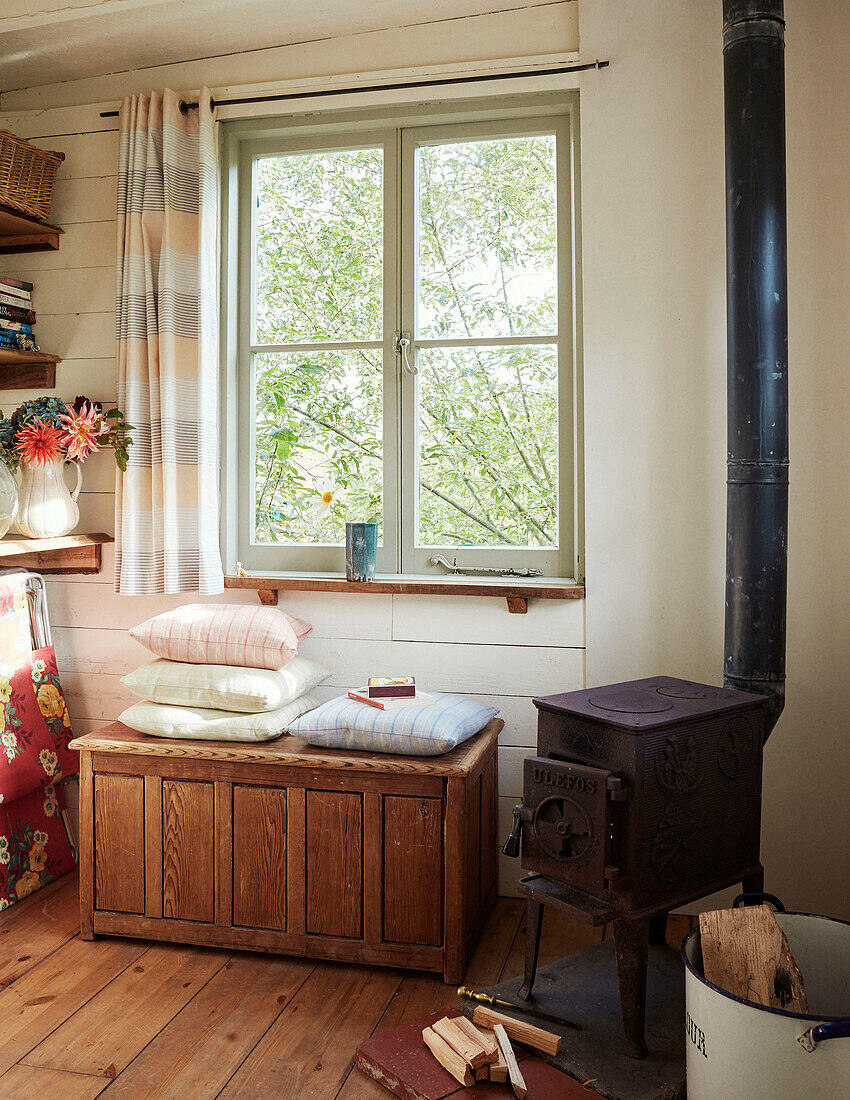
[118,695,318,742]
[121,656,329,713]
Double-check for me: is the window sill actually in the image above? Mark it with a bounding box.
[223,572,584,614]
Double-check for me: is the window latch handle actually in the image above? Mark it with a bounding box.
[394,331,417,375]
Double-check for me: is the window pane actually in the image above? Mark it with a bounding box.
[417,346,557,548]
[254,148,383,343]
[253,350,383,545]
[416,135,557,339]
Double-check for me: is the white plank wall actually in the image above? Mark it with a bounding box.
[0,28,586,895]
[0,4,579,112]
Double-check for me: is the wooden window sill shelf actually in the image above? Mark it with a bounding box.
[0,532,113,574]
[224,572,584,614]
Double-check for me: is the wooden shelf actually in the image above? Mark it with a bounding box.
[0,205,63,253]
[0,348,60,389]
[0,206,63,389]
[0,532,113,574]
[225,572,585,614]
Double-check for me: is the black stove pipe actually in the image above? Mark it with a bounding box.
[722,0,789,740]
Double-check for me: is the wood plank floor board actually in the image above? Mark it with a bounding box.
[23,942,231,1078]
[0,879,631,1099]
[100,953,318,1099]
[469,898,525,985]
[335,898,525,1100]
[0,933,149,1077]
[0,871,81,989]
[332,975,457,1100]
[0,1063,108,1099]
[218,963,402,1099]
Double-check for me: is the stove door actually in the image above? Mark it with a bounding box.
[521,756,615,891]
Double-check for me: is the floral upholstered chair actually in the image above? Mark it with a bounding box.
[0,572,76,909]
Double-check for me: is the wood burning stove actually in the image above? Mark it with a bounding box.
[504,676,768,1057]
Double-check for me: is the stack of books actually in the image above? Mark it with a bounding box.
[0,276,36,352]
[348,676,434,711]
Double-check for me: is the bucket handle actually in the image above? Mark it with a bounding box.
[732,892,786,912]
[798,1020,850,1053]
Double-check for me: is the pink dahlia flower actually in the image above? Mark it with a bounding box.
[58,401,107,462]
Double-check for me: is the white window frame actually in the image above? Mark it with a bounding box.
[219,92,583,581]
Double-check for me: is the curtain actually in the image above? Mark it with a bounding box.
[115,88,224,594]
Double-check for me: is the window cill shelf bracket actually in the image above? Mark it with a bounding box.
[229,566,584,613]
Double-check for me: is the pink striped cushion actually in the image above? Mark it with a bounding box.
[130,604,312,670]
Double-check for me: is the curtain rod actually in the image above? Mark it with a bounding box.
[98,61,609,118]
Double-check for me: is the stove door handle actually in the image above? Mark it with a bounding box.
[502,803,524,858]
[732,891,786,912]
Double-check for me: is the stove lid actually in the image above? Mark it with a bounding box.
[534,676,767,731]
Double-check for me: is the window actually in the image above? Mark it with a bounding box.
[221,96,581,578]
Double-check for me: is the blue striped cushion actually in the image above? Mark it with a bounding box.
[288,693,499,756]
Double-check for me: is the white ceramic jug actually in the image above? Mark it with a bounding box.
[15,458,83,539]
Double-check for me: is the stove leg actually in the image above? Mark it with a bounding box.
[614,917,650,1060]
[517,896,544,1001]
[742,866,765,894]
[649,912,668,946]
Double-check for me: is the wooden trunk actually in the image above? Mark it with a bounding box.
[72,719,501,982]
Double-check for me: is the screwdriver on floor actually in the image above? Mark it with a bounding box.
[457,986,582,1030]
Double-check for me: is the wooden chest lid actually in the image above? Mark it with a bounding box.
[534,676,767,732]
[69,718,502,778]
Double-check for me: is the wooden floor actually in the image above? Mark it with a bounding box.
[0,873,690,1098]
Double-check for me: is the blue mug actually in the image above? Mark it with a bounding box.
[346,522,378,582]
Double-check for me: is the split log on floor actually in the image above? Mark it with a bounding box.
[699,905,808,1012]
[481,1027,508,1082]
[451,1016,499,1062]
[471,1004,562,1056]
[431,1016,490,1068]
[422,1026,473,1087]
[475,1063,490,1081]
[494,1023,527,1100]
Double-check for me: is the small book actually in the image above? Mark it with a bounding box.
[0,280,31,296]
[0,320,33,333]
[0,285,31,302]
[0,291,31,309]
[0,304,35,324]
[0,276,33,293]
[367,675,416,699]
[0,333,23,348]
[348,688,434,711]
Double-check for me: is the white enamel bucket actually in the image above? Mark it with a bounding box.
[682,894,850,1099]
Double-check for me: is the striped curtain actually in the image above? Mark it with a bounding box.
[114,88,224,594]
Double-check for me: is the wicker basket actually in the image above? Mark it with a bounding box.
[0,130,65,222]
